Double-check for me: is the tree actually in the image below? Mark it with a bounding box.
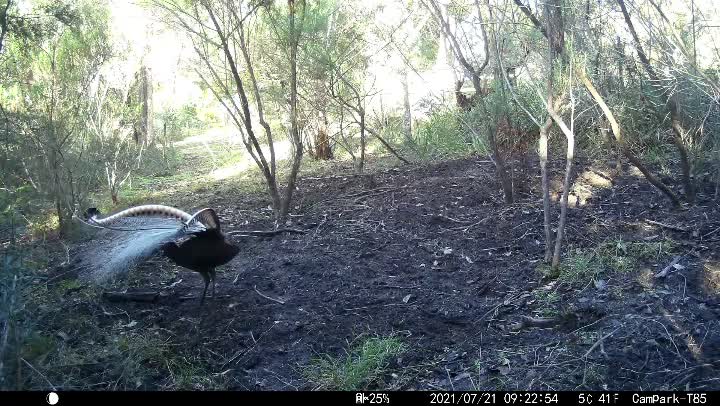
[87,75,145,205]
[0,0,11,54]
[511,0,682,207]
[422,0,514,203]
[155,0,306,223]
[0,0,112,233]
[617,0,695,203]
[306,0,408,172]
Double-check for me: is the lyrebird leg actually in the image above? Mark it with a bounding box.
[199,271,210,306]
[210,268,216,298]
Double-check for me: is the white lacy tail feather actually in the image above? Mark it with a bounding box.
[78,205,219,234]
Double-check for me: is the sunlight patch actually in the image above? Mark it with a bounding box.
[210,139,293,181]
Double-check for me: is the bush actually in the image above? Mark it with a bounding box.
[413,106,484,159]
[0,247,29,389]
[156,103,208,142]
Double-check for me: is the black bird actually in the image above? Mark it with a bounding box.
[81,205,240,305]
[160,208,240,304]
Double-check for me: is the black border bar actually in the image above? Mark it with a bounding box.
[0,390,716,405]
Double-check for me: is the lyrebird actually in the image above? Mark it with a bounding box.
[82,204,240,305]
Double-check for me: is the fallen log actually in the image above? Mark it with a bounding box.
[102,291,159,303]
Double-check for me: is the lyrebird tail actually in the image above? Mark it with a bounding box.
[85,204,194,226]
[80,205,220,234]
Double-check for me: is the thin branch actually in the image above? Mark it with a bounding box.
[253,285,286,304]
[511,0,548,40]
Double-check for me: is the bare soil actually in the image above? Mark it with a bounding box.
[43,156,720,390]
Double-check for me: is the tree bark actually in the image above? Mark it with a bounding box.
[401,68,413,145]
[539,115,554,263]
[280,0,305,223]
[551,125,574,269]
[314,111,331,160]
[0,0,11,55]
[358,109,365,173]
[543,0,571,270]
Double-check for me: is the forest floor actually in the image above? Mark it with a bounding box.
[19,142,720,391]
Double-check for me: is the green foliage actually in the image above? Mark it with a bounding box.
[157,103,210,142]
[532,288,561,317]
[305,335,407,390]
[596,238,676,273]
[413,106,486,159]
[0,248,29,389]
[554,248,599,284]
[165,356,220,390]
[1,0,114,230]
[112,333,169,387]
[415,28,439,70]
[546,237,677,285]
[21,333,56,363]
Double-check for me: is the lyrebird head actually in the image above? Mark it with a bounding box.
[84,207,101,220]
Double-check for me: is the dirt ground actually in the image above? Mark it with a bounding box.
[43,155,720,390]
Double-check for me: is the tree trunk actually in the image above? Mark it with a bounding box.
[357,110,366,173]
[488,124,513,203]
[539,115,554,263]
[402,68,413,145]
[669,101,694,203]
[541,0,563,263]
[0,0,11,55]
[552,131,574,269]
[140,65,153,145]
[279,0,305,223]
[314,111,332,160]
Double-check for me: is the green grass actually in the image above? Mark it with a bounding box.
[26,212,61,240]
[543,237,678,286]
[305,335,407,390]
[165,355,223,390]
[596,238,676,273]
[560,249,599,284]
[532,288,562,317]
[412,108,488,160]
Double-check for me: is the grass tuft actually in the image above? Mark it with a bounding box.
[305,335,407,390]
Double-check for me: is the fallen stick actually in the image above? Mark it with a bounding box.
[103,291,159,303]
[583,327,621,359]
[645,219,689,232]
[179,294,231,301]
[510,316,559,331]
[654,255,683,278]
[254,285,286,304]
[227,228,306,237]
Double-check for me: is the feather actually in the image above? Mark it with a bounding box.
[77,204,240,304]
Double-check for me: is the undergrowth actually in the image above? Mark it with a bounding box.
[304,334,407,390]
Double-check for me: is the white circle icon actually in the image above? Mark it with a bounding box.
[47,392,59,405]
